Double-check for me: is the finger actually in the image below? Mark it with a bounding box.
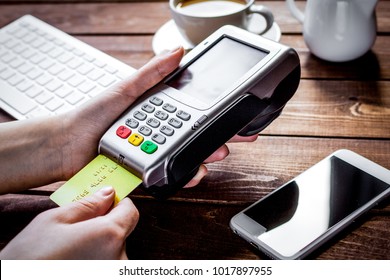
[184,164,208,188]
[104,197,139,238]
[119,244,129,260]
[203,144,230,163]
[74,47,184,126]
[119,47,184,102]
[57,186,116,223]
[229,134,259,143]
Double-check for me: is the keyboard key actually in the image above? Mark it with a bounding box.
[45,79,63,92]
[83,54,95,63]
[26,86,43,98]
[58,68,75,81]
[94,59,106,68]
[35,91,54,104]
[66,92,85,105]
[5,39,18,49]
[29,53,46,64]
[26,67,44,79]
[10,57,25,69]
[15,28,28,39]
[27,106,51,118]
[38,58,55,70]
[48,64,65,75]
[53,38,64,47]
[45,97,64,112]
[87,68,105,81]
[36,74,53,86]
[55,103,73,114]
[22,33,37,44]
[67,75,84,87]
[79,80,96,94]
[55,85,73,98]
[0,68,15,80]
[72,48,84,57]
[13,44,28,54]
[7,74,24,86]
[39,42,55,53]
[21,48,36,59]
[57,52,73,63]
[1,52,16,63]
[0,64,7,73]
[0,85,37,114]
[104,65,117,74]
[16,80,33,92]
[17,63,34,74]
[67,58,83,69]
[98,74,116,87]
[0,34,11,44]
[31,37,45,48]
[77,63,94,75]
[48,47,64,59]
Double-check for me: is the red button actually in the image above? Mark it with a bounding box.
[116,125,131,138]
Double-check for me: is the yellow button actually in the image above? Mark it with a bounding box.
[128,133,144,146]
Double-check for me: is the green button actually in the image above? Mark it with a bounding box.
[141,140,158,154]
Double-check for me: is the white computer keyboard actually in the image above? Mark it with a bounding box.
[0,15,136,120]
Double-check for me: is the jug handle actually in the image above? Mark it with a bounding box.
[286,0,304,23]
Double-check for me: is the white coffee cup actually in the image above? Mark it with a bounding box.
[170,0,274,45]
[286,0,378,62]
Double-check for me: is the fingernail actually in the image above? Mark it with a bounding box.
[170,46,182,53]
[98,186,114,196]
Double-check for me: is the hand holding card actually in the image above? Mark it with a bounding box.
[50,155,142,206]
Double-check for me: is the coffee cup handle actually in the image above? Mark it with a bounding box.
[286,0,304,23]
[248,5,274,35]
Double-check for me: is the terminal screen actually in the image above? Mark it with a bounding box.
[167,37,268,105]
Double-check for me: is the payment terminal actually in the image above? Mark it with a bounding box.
[99,25,301,199]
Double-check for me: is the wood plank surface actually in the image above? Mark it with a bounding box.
[2,78,388,138]
[0,1,389,34]
[1,193,389,260]
[2,136,389,205]
[74,35,390,80]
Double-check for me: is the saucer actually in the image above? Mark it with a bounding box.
[152,20,281,55]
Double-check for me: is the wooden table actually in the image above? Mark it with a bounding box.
[0,0,389,260]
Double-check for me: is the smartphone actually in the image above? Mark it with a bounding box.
[230,149,390,259]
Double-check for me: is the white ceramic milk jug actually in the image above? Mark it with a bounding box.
[286,0,378,62]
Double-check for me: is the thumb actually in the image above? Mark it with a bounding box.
[58,186,116,223]
[119,46,184,103]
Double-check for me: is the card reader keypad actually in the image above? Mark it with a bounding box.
[116,97,191,154]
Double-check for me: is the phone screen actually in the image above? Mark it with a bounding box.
[166,37,268,105]
[244,156,390,258]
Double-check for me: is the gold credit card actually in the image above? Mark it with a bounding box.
[50,155,142,206]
